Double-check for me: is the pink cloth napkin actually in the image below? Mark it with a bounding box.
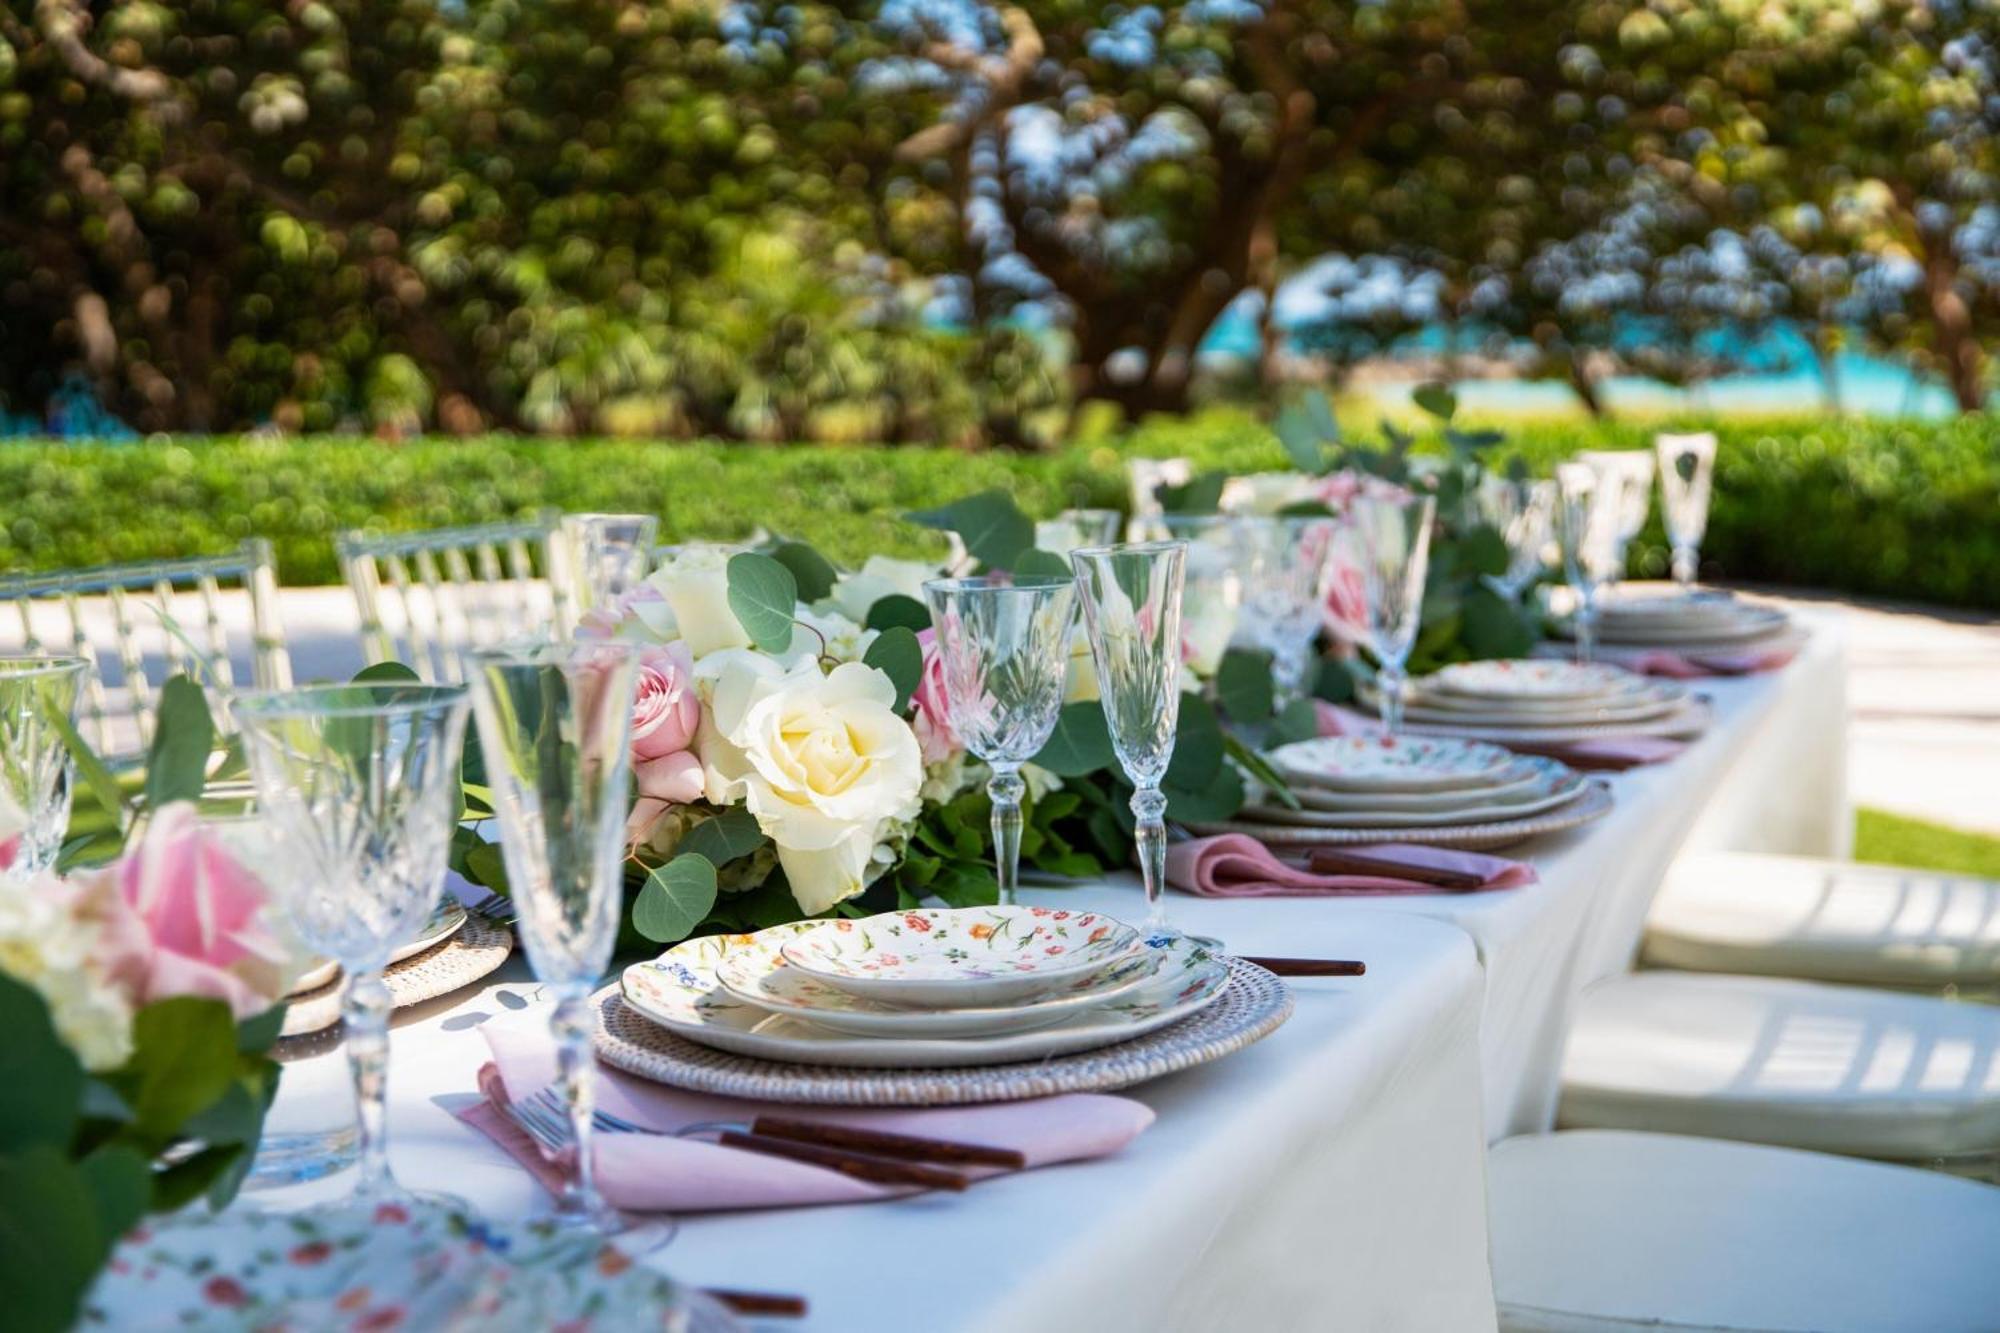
[1312,700,1684,770]
[455,1024,1154,1213]
[1166,834,1535,897]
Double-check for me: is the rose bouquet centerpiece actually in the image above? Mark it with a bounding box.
[2,788,292,1333]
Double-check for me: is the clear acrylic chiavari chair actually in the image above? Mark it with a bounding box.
[0,539,293,757]
[337,516,571,682]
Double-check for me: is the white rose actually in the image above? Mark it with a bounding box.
[646,545,752,657]
[0,877,133,1072]
[699,659,923,914]
[821,555,940,624]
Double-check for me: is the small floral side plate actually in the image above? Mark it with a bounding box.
[779,906,1143,1008]
[714,930,1162,1038]
[84,1197,738,1332]
[1266,734,1517,793]
[1426,660,1637,701]
[622,923,1229,1069]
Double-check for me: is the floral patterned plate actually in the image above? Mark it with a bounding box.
[84,1197,739,1332]
[714,929,1162,1037]
[287,899,469,998]
[1266,735,1517,794]
[779,906,1144,1008]
[1426,660,1639,702]
[621,923,1229,1069]
[1244,766,1588,828]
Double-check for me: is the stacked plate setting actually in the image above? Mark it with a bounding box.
[1584,589,1793,654]
[1240,733,1599,836]
[619,905,1234,1069]
[1375,659,1708,742]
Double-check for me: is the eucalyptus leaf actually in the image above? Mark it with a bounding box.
[1164,763,1245,822]
[1162,692,1223,788]
[769,540,839,603]
[0,1145,110,1333]
[1011,548,1072,580]
[0,974,83,1152]
[1215,648,1276,724]
[1271,696,1323,746]
[725,551,798,652]
[118,997,239,1140]
[633,853,719,943]
[864,594,930,633]
[1031,701,1116,777]
[352,661,421,683]
[906,491,1034,570]
[1313,657,1357,704]
[861,625,924,712]
[1155,471,1227,515]
[144,675,214,809]
[928,860,999,909]
[676,807,766,866]
[1412,382,1457,421]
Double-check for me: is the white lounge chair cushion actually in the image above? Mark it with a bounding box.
[1644,852,2000,985]
[1558,971,2000,1159]
[1490,1129,2000,1332]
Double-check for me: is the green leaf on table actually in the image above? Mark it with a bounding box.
[726,552,798,653]
[1031,701,1116,777]
[352,660,421,684]
[0,975,83,1151]
[928,860,1000,909]
[1215,648,1276,724]
[0,1144,114,1333]
[864,594,930,633]
[464,839,509,894]
[1461,583,1538,660]
[1011,548,1072,580]
[1412,381,1457,422]
[118,997,239,1140]
[1271,696,1322,746]
[907,491,1034,570]
[1457,523,1511,580]
[1313,657,1357,704]
[144,675,213,809]
[1155,470,1227,515]
[633,853,719,943]
[1165,763,1245,822]
[769,540,839,604]
[676,807,766,867]
[1163,692,1224,789]
[862,625,924,712]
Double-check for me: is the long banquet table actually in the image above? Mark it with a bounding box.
[262,616,1848,1332]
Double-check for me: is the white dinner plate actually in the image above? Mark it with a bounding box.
[622,923,1231,1069]
[1243,768,1589,828]
[1395,681,1687,728]
[1266,734,1517,793]
[713,930,1162,1038]
[1425,660,1641,702]
[1399,697,1713,744]
[285,899,469,998]
[1287,756,1558,812]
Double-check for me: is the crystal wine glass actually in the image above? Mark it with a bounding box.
[1576,450,1654,594]
[0,654,89,881]
[562,513,660,617]
[1035,508,1124,552]
[468,641,639,1231]
[234,682,471,1199]
[922,576,1078,907]
[1556,463,1628,665]
[1654,432,1717,590]
[1477,476,1558,603]
[1333,496,1435,734]
[1068,542,1186,929]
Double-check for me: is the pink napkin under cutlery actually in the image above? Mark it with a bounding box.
[1311,700,1685,770]
[1167,834,1535,898]
[455,1024,1155,1213]
[1530,640,1801,679]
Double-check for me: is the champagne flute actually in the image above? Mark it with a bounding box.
[1556,463,1626,665]
[234,682,470,1200]
[1477,477,1558,603]
[468,641,639,1232]
[0,654,89,881]
[1069,542,1186,930]
[1335,495,1435,734]
[1576,450,1654,595]
[1655,432,1717,590]
[922,576,1078,908]
[1035,508,1124,552]
[561,513,660,617]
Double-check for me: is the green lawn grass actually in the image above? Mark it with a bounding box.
[1853,807,2000,876]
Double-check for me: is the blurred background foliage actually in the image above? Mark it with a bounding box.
[1,0,1995,441]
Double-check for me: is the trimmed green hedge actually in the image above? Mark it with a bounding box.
[7,414,1999,608]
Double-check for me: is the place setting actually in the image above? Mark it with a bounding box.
[1360,658,1713,746]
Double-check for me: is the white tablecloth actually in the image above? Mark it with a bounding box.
[259,619,1848,1332]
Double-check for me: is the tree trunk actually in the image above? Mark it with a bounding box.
[1811,329,1841,415]
[1924,248,1987,413]
[1567,351,1607,419]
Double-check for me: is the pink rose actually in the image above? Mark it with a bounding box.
[87,803,290,1021]
[626,644,707,844]
[1323,546,1371,648]
[911,628,962,764]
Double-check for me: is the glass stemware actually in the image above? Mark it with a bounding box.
[562,513,660,617]
[1333,495,1435,734]
[1576,450,1654,593]
[234,682,471,1199]
[1035,508,1124,552]
[922,576,1078,908]
[1654,432,1718,590]
[1477,477,1558,603]
[0,654,89,881]
[1069,542,1186,930]
[468,641,639,1232]
[1556,463,1627,665]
